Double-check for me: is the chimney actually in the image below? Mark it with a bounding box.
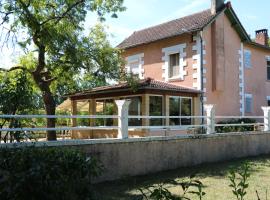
[255,29,269,46]
[211,0,225,15]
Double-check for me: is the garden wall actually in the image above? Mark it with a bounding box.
[2,132,270,182]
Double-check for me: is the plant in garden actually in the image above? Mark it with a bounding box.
[0,146,102,200]
[139,175,206,200]
[228,163,250,200]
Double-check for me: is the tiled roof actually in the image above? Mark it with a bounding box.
[117,9,216,49]
[68,78,200,98]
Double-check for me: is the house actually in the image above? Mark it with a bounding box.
[65,0,270,139]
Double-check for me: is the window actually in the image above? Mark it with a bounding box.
[169,97,192,126]
[128,96,142,126]
[149,96,163,126]
[169,53,180,78]
[96,99,116,126]
[267,96,270,106]
[129,60,140,76]
[267,61,270,80]
[245,94,253,113]
[126,53,144,79]
[244,50,251,68]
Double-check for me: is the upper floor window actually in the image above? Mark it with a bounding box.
[169,53,180,78]
[244,50,252,68]
[267,60,270,80]
[267,96,270,106]
[126,53,144,79]
[129,60,140,75]
[162,43,186,82]
[245,94,253,113]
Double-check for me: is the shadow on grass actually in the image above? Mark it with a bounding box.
[93,154,270,200]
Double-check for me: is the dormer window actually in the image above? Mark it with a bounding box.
[169,53,180,78]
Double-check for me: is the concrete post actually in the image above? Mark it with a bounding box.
[262,107,270,131]
[115,100,131,139]
[204,104,215,134]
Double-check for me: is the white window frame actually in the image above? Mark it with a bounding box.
[162,44,187,82]
[125,53,144,79]
[245,93,253,113]
[244,50,252,69]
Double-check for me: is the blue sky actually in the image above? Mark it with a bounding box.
[1,0,269,68]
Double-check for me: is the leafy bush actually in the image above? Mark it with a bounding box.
[140,175,205,200]
[216,118,257,133]
[0,147,102,200]
[229,163,250,200]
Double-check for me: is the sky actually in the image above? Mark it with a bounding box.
[0,0,269,68]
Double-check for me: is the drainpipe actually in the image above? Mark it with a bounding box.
[199,30,205,125]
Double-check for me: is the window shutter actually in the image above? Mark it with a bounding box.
[244,50,251,68]
[245,95,253,113]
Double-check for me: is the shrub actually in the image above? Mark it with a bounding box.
[216,118,257,133]
[0,146,102,200]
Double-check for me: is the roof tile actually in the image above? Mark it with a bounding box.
[118,9,215,49]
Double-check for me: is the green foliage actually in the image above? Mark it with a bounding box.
[216,118,256,133]
[0,146,102,200]
[228,163,250,200]
[0,0,126,140]
[140,175,206,200]
[0,70,37,115]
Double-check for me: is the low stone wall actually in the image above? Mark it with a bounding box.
[2,132,270,182]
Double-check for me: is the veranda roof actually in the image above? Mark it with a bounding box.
[66,78,201,101]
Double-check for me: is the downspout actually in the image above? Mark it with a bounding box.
[199,30,205,125]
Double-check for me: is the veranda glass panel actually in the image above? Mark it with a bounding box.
[128,96,142,126]
[149,96,163,126]
[169,97,180,125]
[181,98,192,125]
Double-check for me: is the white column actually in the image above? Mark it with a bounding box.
[262,107,270,131]
[115,100,131,139]
[204,104,215,134]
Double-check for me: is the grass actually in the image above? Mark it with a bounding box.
[94,155,270,200]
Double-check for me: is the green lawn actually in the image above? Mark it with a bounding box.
[94,155,270,200]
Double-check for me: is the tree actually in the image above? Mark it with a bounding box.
[0,0,125,140]
[0,70,39,142]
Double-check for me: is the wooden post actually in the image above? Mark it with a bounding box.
[71,100,77,127]
[89,99,96,126]
[164,95,170,126]
[141,94,150,127]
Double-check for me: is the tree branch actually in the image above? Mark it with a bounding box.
[0,66,31,73]
[40,0,85,26]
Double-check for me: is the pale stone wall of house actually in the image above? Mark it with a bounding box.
[202,12,242,117]
[243,44,270,116]
[122,12,270,118]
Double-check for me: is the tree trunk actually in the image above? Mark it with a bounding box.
[31,43,57,141]
[43,89,57,141]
